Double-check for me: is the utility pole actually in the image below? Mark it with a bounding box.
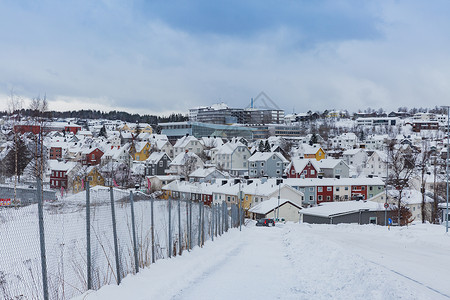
[444,106,450,233]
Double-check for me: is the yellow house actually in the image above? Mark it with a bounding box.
[72,167,105,193]
[118,123,153,134]
[129,142,152,161]
[304,147,326,161]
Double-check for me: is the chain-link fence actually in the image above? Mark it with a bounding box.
[0,180,244,300]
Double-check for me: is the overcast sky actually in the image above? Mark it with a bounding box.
[1,0,449,116]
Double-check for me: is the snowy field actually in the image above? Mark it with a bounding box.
[75,222,450,300]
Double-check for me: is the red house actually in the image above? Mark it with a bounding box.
[351,185,367,200]
[49,161,78,189]
[202,193,213,206]
[286,159,319,178]
[14,125,41,134]
[81,148,104,166]
[316,185,333,204]
[64,125,82,134]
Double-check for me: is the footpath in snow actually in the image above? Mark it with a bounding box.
[75,222,450,300]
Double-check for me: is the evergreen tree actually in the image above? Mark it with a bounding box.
[310,133,318,145]
[4,138,31,182]
[264,140,271,152]
[99,125,107,138]
[258,140,265,152]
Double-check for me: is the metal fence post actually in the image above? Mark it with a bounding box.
[110,187,121,284]
[211,203,214,241]
[151,196,155,264]
[201,202,205,246]
[168,197,172,258]
[189,198,193,250]
[130,191,139,273]
[178,198,182,256]
[37,177,49,300]
[198,201,201,247]
[86,181,92,290]
[223,202,226,233]
[225,203,228,232]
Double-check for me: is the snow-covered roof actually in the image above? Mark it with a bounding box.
[216,141,247,155]
[283,177,385,187]
[48,160,78,172]
[170,151,202,166]
[248,152,288,163]
[146,152,170,164]
[249,197,302,214]
[316,159,348,169]
[288,159,319,173]
[189,167,223,178]
[388,189,434,204]
[300,200,387,217]
[342,148,365,156]
[174,135,199,148]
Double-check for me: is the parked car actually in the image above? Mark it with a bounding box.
[256,218,275,227]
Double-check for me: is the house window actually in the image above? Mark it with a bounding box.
[159,161,163,167]
[336,187,340,192]
[326,196,330,201]
[227,196,231,202]
[309,195,314,201]
[362,186,365,191]
[369,217,377,224]
[309,187,314,192]
[261,162,265,167]
[92,154,95,159]
[318,187,323,192]
[345,187,349,190]
[318,195,322,200]
[344,195,348,200]
[255,197,258,203]
[327,187,332,191]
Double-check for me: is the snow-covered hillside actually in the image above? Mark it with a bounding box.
[75,222,450,300]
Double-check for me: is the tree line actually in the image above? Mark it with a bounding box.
[0,109,188,125]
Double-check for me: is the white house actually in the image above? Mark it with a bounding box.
[173,135,204,157]
[342,148,368,167]
[212,141,251,176]
[364,150,387,178]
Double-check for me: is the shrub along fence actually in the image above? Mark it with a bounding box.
[0,180,244,300]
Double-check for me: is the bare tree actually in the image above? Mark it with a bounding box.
[7,91,23,203]
[386,139,419,225]
[181,153,199,180]
[418,142,431,223]
[28,96,49,181]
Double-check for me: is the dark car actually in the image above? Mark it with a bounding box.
[256,218,275,227]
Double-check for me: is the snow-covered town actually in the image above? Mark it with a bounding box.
[2,1,450,299]
[1,103,449,224]
[1,101,450,299]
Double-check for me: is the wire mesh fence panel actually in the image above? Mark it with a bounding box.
[88,188,129,290]
[1,185,239,300]
[0,202,44,300]
[43,197,88,300]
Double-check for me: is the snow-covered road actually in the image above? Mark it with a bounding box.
[75,222,450,300]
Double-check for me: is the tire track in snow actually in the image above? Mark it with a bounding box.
[366,259,450,299]
[170,243,243,300]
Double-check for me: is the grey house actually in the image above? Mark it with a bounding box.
[145,152,172,176]
[248,152,289,178]
[300,200,393,225]
[316,159,350,178]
